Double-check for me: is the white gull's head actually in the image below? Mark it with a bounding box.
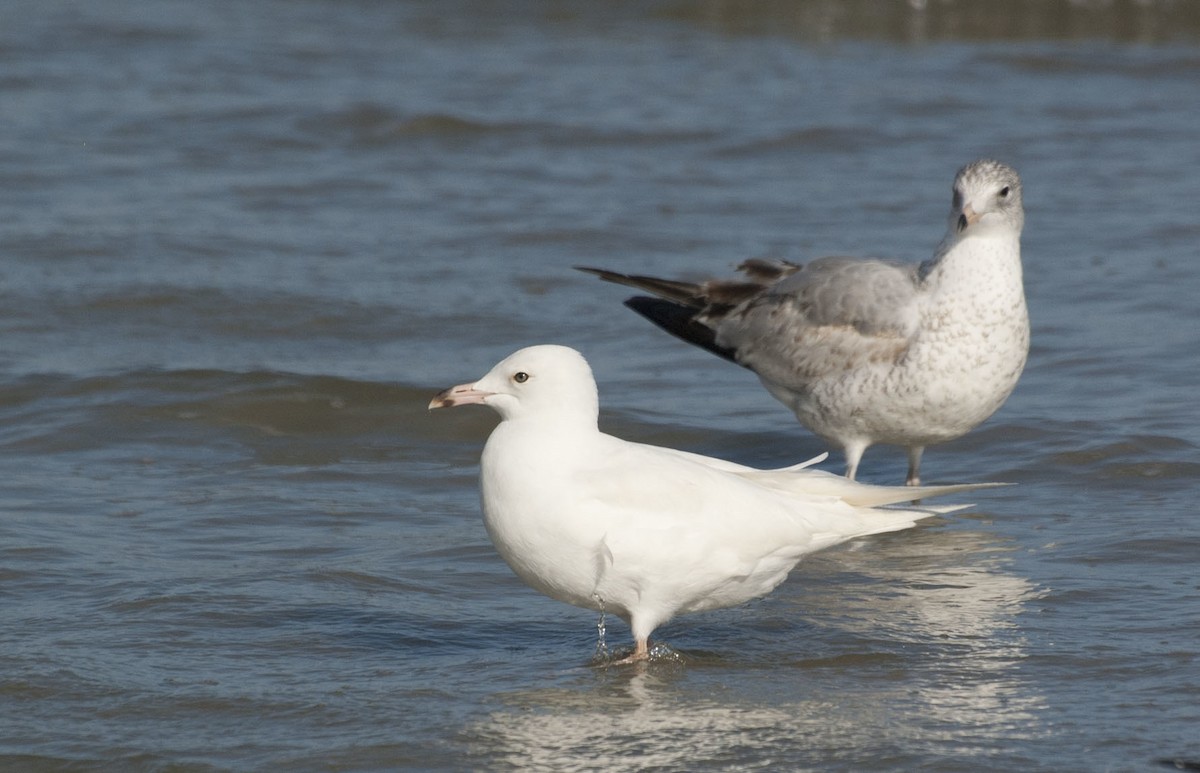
[428,344,599,425]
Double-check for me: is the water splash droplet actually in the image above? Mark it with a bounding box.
[647,641,683,663]
[593,601,609,660]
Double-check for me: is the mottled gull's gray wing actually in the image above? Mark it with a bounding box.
[715,256,922,387]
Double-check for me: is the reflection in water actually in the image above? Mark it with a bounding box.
[472,672,796,772]
[466,526,1049,770]
[815,527,1047,738]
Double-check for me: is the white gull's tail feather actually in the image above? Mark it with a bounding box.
[661,447,1006,508]
[734,467,1006,508]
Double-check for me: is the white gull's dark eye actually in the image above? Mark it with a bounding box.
[513,372,529,383]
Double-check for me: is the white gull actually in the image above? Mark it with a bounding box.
[579,159,1029,486]
[430,344,996,663]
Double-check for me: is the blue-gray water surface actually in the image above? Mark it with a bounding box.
[2,2,1199,771]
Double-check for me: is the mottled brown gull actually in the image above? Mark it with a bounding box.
[579,159,1029,486]
[430,345,996,663]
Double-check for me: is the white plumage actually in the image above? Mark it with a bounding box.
[580,159,1029,486]
[430,345,995,662]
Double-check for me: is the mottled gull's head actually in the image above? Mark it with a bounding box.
[950,159,1024,236]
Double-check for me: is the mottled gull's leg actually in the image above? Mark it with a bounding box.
[842,440,868,481]
[906,446,924,487]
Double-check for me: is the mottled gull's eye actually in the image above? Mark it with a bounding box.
[999,186,1010,198]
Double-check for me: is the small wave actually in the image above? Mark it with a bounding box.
[23,283,444,348]
[299,102,718,149]
[1048,435,1200,486]
[715,125,888,157]
[298,103,517,147]
[0,367,452,459]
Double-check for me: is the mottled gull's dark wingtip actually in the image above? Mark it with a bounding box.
[624,296,739,364]
[575,266,624,283]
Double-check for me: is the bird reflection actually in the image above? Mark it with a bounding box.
[464,524,1050,771]
[805,525,1047,736]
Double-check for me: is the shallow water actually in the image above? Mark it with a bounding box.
[3,2,1200,771]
